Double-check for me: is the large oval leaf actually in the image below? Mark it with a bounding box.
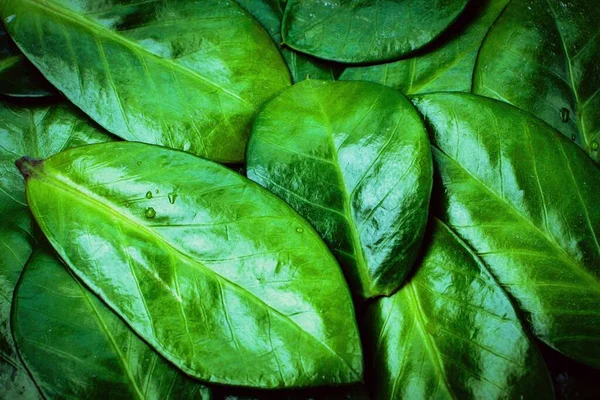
[365,219,553,399]
[340,0,510,94]
[0,23,54,97]
[13,249,211,399]
[412,92,600,368]
[19,142,363,388]
[0,99,112,398]
[247,80,432,299]
[473,0,600,163]
[235,0,341,82]
[0,0,291,162]
[281,0,471,63]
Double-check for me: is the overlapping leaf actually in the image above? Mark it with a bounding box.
[365,219,554,399]
[412,92,600,368]
[20,142,363,388]
[282,0,471,63]
[0,0,291,162]
[247,80,432,298]
[340,0,510,94]
[13,249,211,399]
[474,0,600,163]
[0,99,112,398]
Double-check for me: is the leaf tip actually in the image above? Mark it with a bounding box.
[16,156,44,179]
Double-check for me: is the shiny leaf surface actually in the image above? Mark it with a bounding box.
[0,0,291,162]
[235,0,341,82]
[21,142,363,388]
[0,23,54,97]
[13,249,211,399]
[340,0,510,94]
[0,99,112,398]
[473,0,600,163]
[365,219,554,399]
[412,92,600,368]
[282,0,471,63]
[247,80,432,298]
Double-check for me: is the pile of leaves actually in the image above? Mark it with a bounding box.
[0,0,599,399]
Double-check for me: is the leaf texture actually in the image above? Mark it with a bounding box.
[247,80,432,298]
[0,0,291,162]
[21,142,363,388]
[474,0,600,163]
[365,219,554,399]
[412,92,600,368]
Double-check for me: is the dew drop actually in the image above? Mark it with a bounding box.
[145,207,156,219]
[145,191,153,199]
[592,141,599,151]
[560,108,569,123]
[122,346,127,352]
[155,189,159,194]
[168,192,177,204]
[426,321,438,335]
[137,161,142,166]
[296,227,304,233]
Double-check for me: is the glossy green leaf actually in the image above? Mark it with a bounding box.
[247,80,432,299]
[473,0,600,163]
[0,23,54,97]
[20,142,363,388]
[281,0,471,63]
[340,0,510,94]
[365,219,554,399]
[0,0,291,163]
[235,0,341,82]
[412,92,600,368]
[13,249,211,399]
[0,99,112,398]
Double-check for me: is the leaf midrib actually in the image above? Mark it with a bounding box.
[19,0,251,106]
[31,166,359,379]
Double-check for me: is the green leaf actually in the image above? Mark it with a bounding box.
[473,0,600,163]
[0,99,113,397]
[0,23,54,97]
[340,0,510,94]
[13,249,211,399]
[235,0,342,82]
[247,80,432,299]
[20,142,363,388]
[281,0,471,63]
[365,219,554,399]
[412,92,600,368]
[0,0,291,163]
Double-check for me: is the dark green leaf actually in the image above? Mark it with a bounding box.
[340,0,510,94]
[412,92,600,368]
[247,80,432,299]
[0,99,112,397]
[365,219,554,399]
[0,0,291,162]
[282,0,471,63]
[0,23,55,97]
[13,249,211,399]
[20,142,363,388]
[473,0,600,162]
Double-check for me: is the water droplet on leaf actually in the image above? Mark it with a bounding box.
[137,161,142,165]
[145,207,156,218]
[560,108,569,123]
[426,321,438,335]
[122,347,127,352]
[592,141,599,151]
[296,227,304,233]
[168,192,177,204]
[145,191,153,199]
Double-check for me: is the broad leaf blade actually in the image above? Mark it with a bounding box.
[20,142,362,388]
[282,0,471,63]
[366,219,554,399]
[13,249,211,399]
[247,80,433,299]
[0,99,112,397]
[0,0,291,162]
[473,0,600,162]
[412,92,600,368]
[340,0,510,94]
[234,0,342,82]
